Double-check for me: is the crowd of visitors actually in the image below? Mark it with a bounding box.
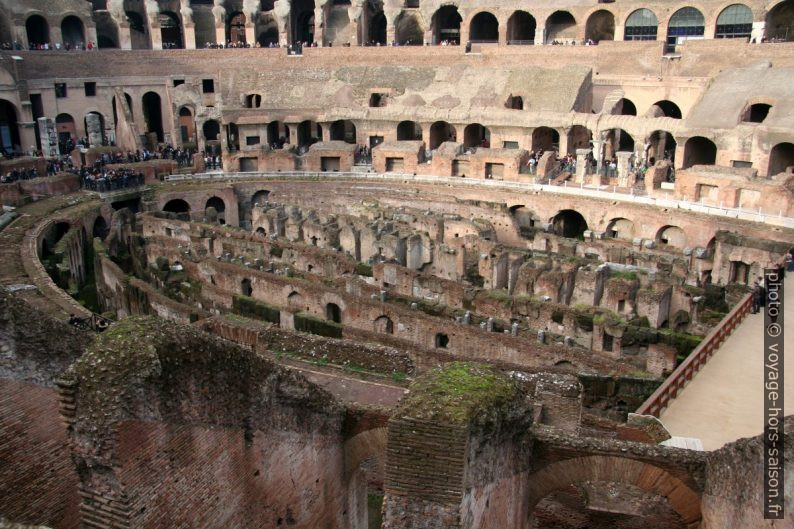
[1,41,97,51]
[80,165,144,192]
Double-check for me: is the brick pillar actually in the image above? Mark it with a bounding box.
[150,23,163,50]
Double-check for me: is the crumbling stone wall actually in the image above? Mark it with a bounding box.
[701,416,794,529]
[60,317,354,529]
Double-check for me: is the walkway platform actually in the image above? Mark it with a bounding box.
[660,280,793,450]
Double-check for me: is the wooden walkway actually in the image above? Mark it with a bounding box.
[660,280,794,450]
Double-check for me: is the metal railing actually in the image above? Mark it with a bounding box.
[635,292,753,417]
[162,170,794,228]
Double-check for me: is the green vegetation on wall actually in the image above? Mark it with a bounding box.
[232,294,281,324]
[294,312,343,338]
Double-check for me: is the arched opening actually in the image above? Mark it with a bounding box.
[206,196,226,213]
[159,11,183,48]
[92,216,109,240]
[84,112,107,147]
[397,120,422,141]
[61,15,85,48]
[624,8,658,40]
[142,92,164,143]
[292,0,315,44]
[683,136,717,168]
[297,120,321,149]
[606,128,635,156]
[330,120,356,144]
[666,7,705,53]
[463,124,490,148]
[41,222,71,260]
[227,11,247,44]
[647,130,677,165]
[649,100,682,119]
[326,303,342,323]
[743,103,772,123]
[0,12,13,44]
[374,315,394,334]
[203,120,220,141]
[252,190,271,206]
[615,98,637,116]
[605,218,634,240]
[287,291,303,310]
[526,457,701,529]
[552,210,588,239]
[26,15,49,47]
[429,121,456,149]
[55,113,77,155]
[267,121,288,147]
[469,12,499,43]
[507,11,536,44]
[395,12,423,45]
[657,225,686,248]
[163,199,191,214]
[257,14,279,47]
[125,11,149,49]
[257,26,279,47]
[369,10,387,45]
[178,107,195,143]
[0,100,20,157]
[767,0,794,41]
[715,4,753,39]
[567,125,592,155]
[241,278,253,297]
[510,205,537,238]
[768,142,794,175]
[245,94,262,108]
[585,10,615,42]
[531,127,560,152]
[505,95,523,110]
[434,333,449,348]
[432,6,461,44]
[545,11,576,43]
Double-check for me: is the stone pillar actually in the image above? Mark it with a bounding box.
[616,151,633,188]
[117,25,133,49]
[591,138,604,174]
[498,19,507,45]
[557,128,569,156]
[314,6,325,45]
[86,113,104,147]
[614,23,625,41]
[575,148,589,184]
[245,22,256,44]
[38,117,58,158]
[183,24,196,49]
[751,21,765,43]
[536,26,545,45]
[215,24,226,45]
[150,23,163,50]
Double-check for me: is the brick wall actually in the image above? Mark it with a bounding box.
[0,380,81,529]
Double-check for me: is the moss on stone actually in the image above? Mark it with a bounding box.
[395,362,520,424]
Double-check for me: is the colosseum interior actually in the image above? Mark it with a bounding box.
[0,0,793,527]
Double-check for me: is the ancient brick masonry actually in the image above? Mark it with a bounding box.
[0,288,90,529]
[60,316,354,529]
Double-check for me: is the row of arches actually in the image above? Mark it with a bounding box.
[22,14,87,48]
[541,208,691,248]
[387,2,794,45]
[21,0,790,51]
